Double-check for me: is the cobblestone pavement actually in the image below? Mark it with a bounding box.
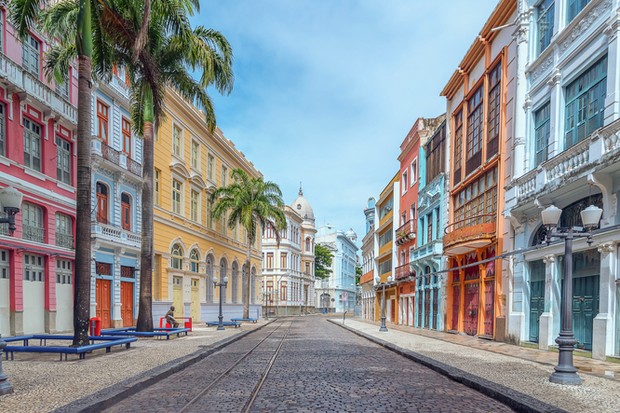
[338,318,620,413]
[102,317,514,413]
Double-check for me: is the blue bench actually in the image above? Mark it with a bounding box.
[2,334,137,361]
[102,327,190,340]
[230,318,258,323]
[205,321,241,328]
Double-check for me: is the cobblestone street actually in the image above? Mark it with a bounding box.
[99,317,513,413]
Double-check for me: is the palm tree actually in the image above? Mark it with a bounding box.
[9,0,149,346]
[211,169,287,319]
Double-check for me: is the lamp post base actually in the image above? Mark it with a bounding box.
[549,333,581,385]
[379,316,388,332]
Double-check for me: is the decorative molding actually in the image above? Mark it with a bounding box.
[597,242,615,256]
[546,69,562,87]
[529,55,553,83]
[559,0,613,55]
[543,255,555,264]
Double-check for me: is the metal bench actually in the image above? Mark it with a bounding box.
[230,318,258,323]
[2,334,137,361]
[102,327,190,340]
[205,321,241,328]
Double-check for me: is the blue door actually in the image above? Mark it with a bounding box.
[572,275,599,351]
[529,280,545,343]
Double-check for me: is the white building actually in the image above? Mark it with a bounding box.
[506,0,620,359]
[315,225,359,313]
[261,187,316,316]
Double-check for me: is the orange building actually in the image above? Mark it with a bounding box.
[440,0,516,340]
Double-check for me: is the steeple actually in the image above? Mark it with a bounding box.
[299,182,303,196]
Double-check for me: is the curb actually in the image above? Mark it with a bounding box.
[328,319,567,413]
[55,320,276,413]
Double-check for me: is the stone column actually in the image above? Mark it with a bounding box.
[511,4,531,179]
[539,254,557,350]
[593,242,616,360]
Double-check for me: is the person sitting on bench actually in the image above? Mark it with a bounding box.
[165,306,179,328]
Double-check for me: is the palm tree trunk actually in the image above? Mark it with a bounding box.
[137,89,154,331]
[244,235,251,319]
[73,0,93,347]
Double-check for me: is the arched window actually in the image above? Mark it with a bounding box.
[219,258,228,303]
[189,248,200,273]
[305,237,311,252]
[206,254,214,303]
[121,192,131,230]
[171,244,183,269]
[96,182,108,224]
[231,262,239,304]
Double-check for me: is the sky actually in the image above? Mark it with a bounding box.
[195,0,499,246]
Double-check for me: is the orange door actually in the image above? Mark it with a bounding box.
[120,281,134,327]
[96,278,111,328]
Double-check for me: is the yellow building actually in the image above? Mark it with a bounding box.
[152,90,262,323]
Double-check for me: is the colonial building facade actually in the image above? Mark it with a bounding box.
[261,188,316,316]
[152,89,262,323]
[506,0,620,359]
[440,0,516,340]
[360,197,376,321]
[0,8,78,336]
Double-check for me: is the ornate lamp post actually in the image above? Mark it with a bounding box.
[213,275,229,331]
[375,276,387,332]
[541,203,602,385]
[0,186,23,396]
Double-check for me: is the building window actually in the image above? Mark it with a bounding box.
[401,170,408,194]
[379,230,393,247]
[453,167,497,228]
[305,262,310,274]
[426,123,445,183]
[466,86,483,175]
[57,77,69,100]
[55,213,73,248]
[487,63,501,159]
[534,102,551,166]
[280,252,287,269]
[190,189,200,222]
[564,55,607,149]
[22,202,44,243]
[190,248,200,273]
[207,154,214,180]
[154,168,161,206]
[96,182,109,224]
[567,0,590,23]
[221,165,227,187]
[537,0,554,54]
[97,100,109,143]
[171,244,183,269]
[121,193,131,231]
[426,213,433,243]
[24,118,42,172]
[453,110,463,184]
[172,179,182,215]
[379,199,393,219]
[120,265,135,278]
[96,262,112,276]
[56,259,72,284]
[266,252,274,269]
[411,159,417,184]
[56,137,72,185]
[0,103,5,157]
[24,254,44,282]
[172,124,182,157]
[122,118,131,156]
[280,281,287,302]
[0,249,8,279]
[378,259,391,275]
[206,256,214,302]
[191,140,200,170]
[207,199,214,229]
[22,34,40,76]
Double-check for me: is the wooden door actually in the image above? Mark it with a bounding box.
[529,280,545,343]
[572,275,599,350]
[483,280,495,336]
[120,281,134,327]
[96,278,111,328]
[190,278,200,322]
[431,287,439,330]
[173,276,184,317]
[451,284,460,331]
[463,283,479,336]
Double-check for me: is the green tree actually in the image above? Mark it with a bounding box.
[10,0,150,346]
[38,0,233,331]
[314,244,334,280]
[355,264,362,285]
[210,169,286,319]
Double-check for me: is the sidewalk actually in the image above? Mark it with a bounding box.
[0,322,265,413]
[333,317,620,413]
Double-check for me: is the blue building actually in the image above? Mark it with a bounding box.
[89,70,142,329]
[411,118,447,331]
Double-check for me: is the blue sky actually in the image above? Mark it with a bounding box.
[195,0,499,245]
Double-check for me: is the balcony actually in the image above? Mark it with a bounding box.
[443,214,495,256]
[510,119,620,208]
[23,225,44,243]
[0,52,77,124]
[91,136,143,179]
[395,220,416,246]
[410,239,442,262]
[55,232,74,249]
[359,270,374,285]
[394,263,415,281]
[92,222,141,249]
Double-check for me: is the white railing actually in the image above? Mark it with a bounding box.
[94,222,141,247]
[0,52,21,87]
[544,138,590,182]
[110,75,130,99]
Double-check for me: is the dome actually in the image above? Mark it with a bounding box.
[291,185,315,222]
[345,228,357,242]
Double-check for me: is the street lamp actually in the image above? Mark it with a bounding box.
[0,186,23,396]
[375,276,388,332]
[541,203,602,385]
[213,275,229,331]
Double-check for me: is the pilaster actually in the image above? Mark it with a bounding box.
[592,242,616,359]
[539,254,557,350]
